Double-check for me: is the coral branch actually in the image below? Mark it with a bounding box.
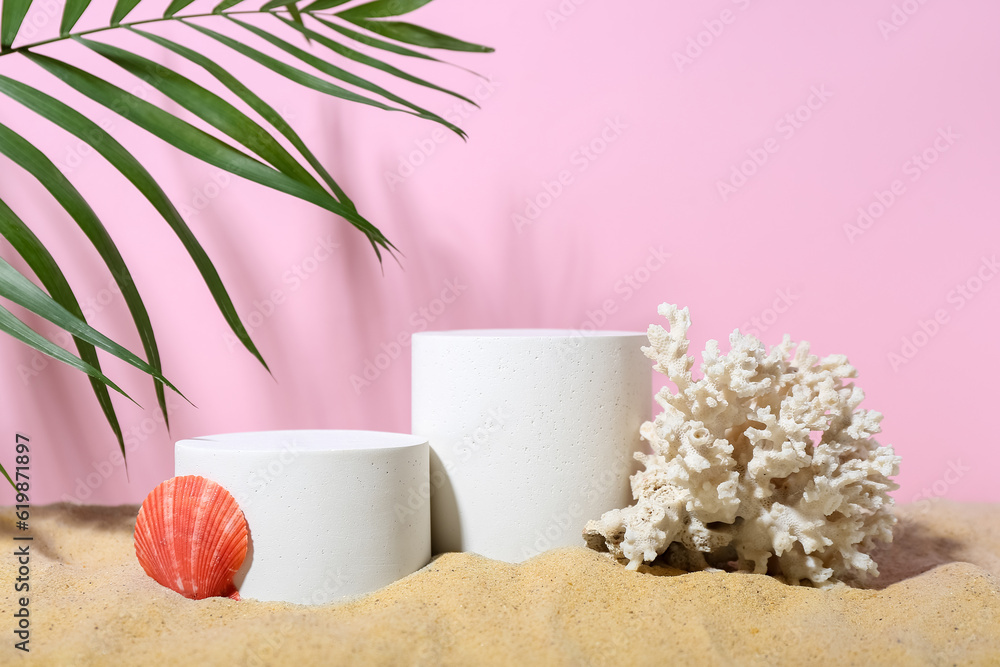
[584,304,901,587]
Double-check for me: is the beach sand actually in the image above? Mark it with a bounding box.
[2,501,998,666]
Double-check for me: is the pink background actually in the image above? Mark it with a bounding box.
[0,0,997,505]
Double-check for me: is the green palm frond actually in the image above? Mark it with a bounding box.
[0,0,492,483]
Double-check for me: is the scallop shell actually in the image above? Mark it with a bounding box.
[134,475,248,600]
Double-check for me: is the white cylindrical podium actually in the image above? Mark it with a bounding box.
[412,330,650,562]
[175,430,429,604]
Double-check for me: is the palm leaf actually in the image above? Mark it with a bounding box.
[275,14,476,106]
[60,0,91,36]
[24,53,392,255]
[0,197,126,458]
[226,16,466,137]
[0,0,30,50]
[0,0,491,483]
[0,256,182,394]
[286,3,306,35]
[339,19,492,52]
[307,13,490,81]
[309,14,485,72]
[0,297,134,488]
[78,36,328,185]
[181,20,417,122]
[0,303,134,400]
[304,0,352,10]
[0,73,269,371]
[260,0,301,10]
[212,0,245,13]
[0,119,174,424]
[337,0,434,20]
[131,27,356,208]
[163,0,197,18]
[110,0,141,25]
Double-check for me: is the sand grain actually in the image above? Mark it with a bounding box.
[2,501,998,666]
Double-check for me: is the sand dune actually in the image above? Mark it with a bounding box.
[2,501,998,666]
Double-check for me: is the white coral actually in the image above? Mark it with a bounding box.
[584,304,901,587]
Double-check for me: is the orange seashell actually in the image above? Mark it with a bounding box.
[134,475,248,600]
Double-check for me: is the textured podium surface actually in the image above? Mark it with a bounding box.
[412,330,651,561]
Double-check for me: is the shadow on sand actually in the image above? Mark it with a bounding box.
[588,514,966,590]
[0,503,137,562]
[864,516,964,589]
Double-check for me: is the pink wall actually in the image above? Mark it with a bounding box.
[0,0,997,505]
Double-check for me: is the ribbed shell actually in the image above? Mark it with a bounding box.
[134,475,248,600]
